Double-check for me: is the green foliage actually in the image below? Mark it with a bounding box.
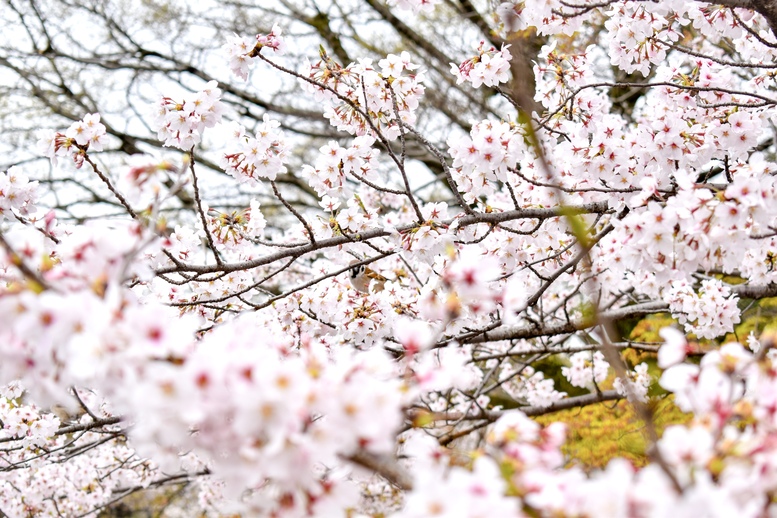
[627,313,676,343]
[533,295,777,471]
[725,296,777,344]
[531,355,590,398]
[97,486,211,517]
[534,396,691,469]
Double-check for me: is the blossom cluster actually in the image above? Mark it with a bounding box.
[223,24,285,80]
[665,278,741,339]
[221,116,290,184]
[650,336,777,515]
[299,136,378,200]
[447,119,528,204]
[255,23,286,55]
[614,362,652,402]
[0,383,59,448]
[393,203,454,266]
[127,318,406,515]
[0,167,38,221]
[450,41,512,88]
[0,383,157,517]
[36,113,107,168]
[501,363,567,408]
[153,80,224,150]
[207,200,267,249]
[301,51,425,139]
[0,180,407,515]
[562,351,609,389]
[396,432,519,517]
[591,161,777,309]
[603,3,686,76]
[225,32,425,141]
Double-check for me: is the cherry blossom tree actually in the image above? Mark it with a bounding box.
[4,0,777,516]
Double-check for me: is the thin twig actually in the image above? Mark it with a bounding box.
[188,151,223,266]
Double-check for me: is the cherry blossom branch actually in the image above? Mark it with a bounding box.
[465,300,668,345]
[564,81,777,114]
[385,77,426,222]
[465,270,777,346]
[155,202,610,275]
[504,181,520,209]
[271,181,316,244]
[398,122,475,215]
[521,224,614,309]
[412,390,624,424]
[596,314,685,494]
[248,251,395,310]
[558,0,617,9]
[731,8,777,47]
[167,257,299,308]
[470,341,679,362]
[256,53,427,222]
[435,390,624,446]
[0,231,53,292]
[346,450,413,490]
[54,416,123,436]
[511,167,647,194]
[86,470,209,518]
[348,170,407,195]
[188,152,223,266]
[83,155,139,220]
[12,212,60,244]
[703,0,757,7]
[657,39,777,69]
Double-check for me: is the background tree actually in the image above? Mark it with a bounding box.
[3,0,777,516]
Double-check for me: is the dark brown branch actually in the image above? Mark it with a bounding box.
[155,202,611,275]
[346,450,413,490]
